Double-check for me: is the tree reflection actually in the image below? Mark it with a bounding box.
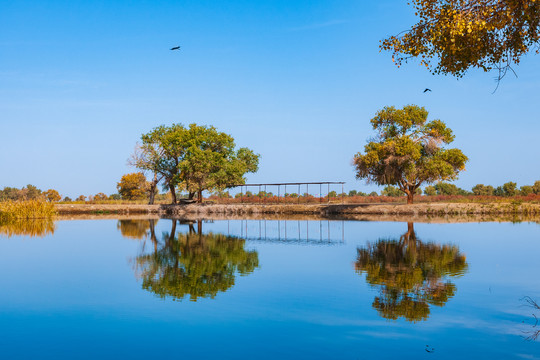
[134,219,259,301]
[0,218,55,237]
[117,219,156,239]
[355,222,468,322]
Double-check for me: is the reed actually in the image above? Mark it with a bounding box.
[0,200,56,221]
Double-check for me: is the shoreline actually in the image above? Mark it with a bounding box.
[55,202,540,222]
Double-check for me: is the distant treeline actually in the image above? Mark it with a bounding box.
[2,180,540,203]
[377,181,540,197]
[0,184,169,203]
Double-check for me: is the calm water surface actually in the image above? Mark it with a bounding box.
[1,218,539,359]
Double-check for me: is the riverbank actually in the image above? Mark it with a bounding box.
[55,202,540,217]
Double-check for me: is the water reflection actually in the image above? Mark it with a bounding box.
[355,222,468,322]
[133,219,259,301]
[117,219,156,239]
[0,218,55,237]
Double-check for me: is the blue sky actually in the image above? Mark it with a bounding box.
[1,0,539,197]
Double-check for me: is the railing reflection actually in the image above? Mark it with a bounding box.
[233,219,345,245]
[355,222,468,322]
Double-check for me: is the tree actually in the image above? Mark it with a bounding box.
[131,124,182,204]
[0,187,21,201]
[43,189,61,202]
[424,185,437,196]
[76,195,86,202]
[63,196,72,202]
[381,185,403,197]
[472,184,495,196]
[117,172,148,200]
[177,124,260,203]
[502,181,518,196]
[93,193,108,201]
[19,184,42,200]
[134,220,259,301]
[353,105,468,204]
[533,181,540,194]
[434,182,469,195]
[355,223,468,322]
[348,190,358,197]
[381,0,540,82]
[520,185,533,196]
[133,124,259,204]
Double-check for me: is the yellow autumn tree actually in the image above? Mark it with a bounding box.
[381,0,540,81]
[117,172,148,200]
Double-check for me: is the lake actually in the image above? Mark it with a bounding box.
[1,217,539,359]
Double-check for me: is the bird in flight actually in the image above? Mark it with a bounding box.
[423,88,432,93]
[170,46,181,51]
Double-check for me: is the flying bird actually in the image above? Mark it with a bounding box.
[170,46,181,50]
[423,88,432,93]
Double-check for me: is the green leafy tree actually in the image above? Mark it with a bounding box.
[355,223,468,322]
[76,195,86,202]
[532,181,540,195]
[472,184,495,196]
[0,187,20,201]
[117,172,148,200]
[381,185,403,197]
[494,186,505,196]
[502,181,518,196]
[133,124,259,204]
[349,190,358,197]
[381,0,540,82]
[434,182,469,195]
[134,220,259,301]
[63,196,72,202]
[424,185,437,196]
[177,125,259,203]
[520,185,533,196]
[43,189,61,202]
[353,105,468,204]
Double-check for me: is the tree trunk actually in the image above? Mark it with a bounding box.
[169,219,177,243]
[405,185,415,204]
[169,183,177,204]
[197,190,203,203]
[188,192,195,200]
[197,220,202,234]
[149,219,157,252]
[148,173,158,205]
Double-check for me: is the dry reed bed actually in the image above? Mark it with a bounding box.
[0,201,56,220]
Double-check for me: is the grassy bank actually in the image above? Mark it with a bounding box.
[0,200,56,221]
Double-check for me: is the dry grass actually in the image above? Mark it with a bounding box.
[0,200,56,220]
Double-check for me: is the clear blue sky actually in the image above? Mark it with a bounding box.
[1,0,539,198]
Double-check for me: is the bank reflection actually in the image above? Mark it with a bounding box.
[0,218,55,238]
[128,219,259,301]
[355,222,468,322]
